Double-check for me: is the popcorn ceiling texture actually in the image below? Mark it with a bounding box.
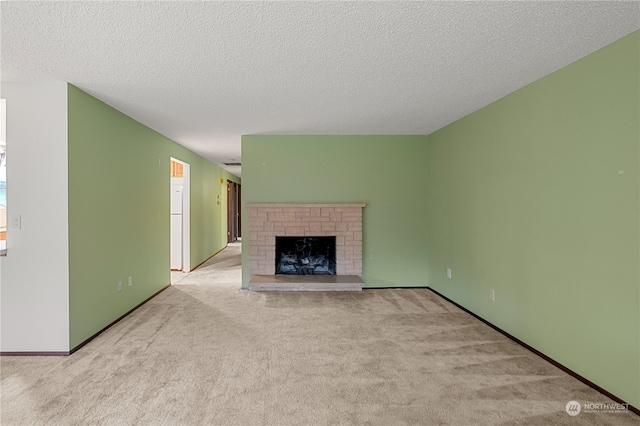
[1,2,639,173]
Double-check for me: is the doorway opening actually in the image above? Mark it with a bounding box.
[227,180,241,243]
[170,158,191,271]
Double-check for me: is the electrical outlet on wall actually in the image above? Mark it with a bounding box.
[489,289,495,301]
[128,276,133,287]
[117,281,123,292]
[447,268,452,279]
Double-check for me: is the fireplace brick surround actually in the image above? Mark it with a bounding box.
[247,203,365,290]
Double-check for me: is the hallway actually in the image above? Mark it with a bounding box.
[171,241,241,286]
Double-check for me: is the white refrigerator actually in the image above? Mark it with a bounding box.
[170,185,183,270]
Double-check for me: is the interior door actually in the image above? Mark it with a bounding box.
[237,184,241,238]
[227,181,238,243]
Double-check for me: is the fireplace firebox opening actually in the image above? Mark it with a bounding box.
[275,236,336,275]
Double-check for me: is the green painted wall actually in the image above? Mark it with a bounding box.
[426,31,639,407]
[68,85,238,349]
[241,135,429,289]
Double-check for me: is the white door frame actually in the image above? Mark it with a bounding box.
[170,157,191,272]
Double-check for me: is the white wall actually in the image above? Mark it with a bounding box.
[0,82,69,352]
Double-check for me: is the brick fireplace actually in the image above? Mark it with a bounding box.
[247,203,365,290]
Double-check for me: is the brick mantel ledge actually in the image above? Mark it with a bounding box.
[247,203,366,208]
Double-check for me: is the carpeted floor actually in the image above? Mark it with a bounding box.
[1,242,637,425]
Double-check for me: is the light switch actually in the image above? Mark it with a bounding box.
[10,214,21,230]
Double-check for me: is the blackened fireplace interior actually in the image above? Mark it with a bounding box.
[275,236,336,275]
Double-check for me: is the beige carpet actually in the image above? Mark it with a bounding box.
[1,242,637,425]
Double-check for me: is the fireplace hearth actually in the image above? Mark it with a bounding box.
[276,236,336,275]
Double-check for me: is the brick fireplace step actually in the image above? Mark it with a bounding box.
[249,275,363,292]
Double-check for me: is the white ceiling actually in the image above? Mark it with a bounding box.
[2,1,639,177]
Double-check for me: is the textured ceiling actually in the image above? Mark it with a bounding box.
[2,1,639,177]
